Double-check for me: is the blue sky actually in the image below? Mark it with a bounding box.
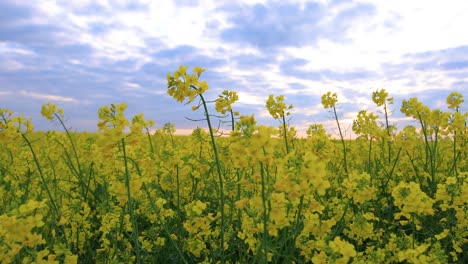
[1,0,467,137]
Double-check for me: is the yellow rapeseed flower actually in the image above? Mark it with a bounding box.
[392,181,435,219]
[215,90,239,114]
[321,92,338,109]
[266,94,293,119]
[41,102,57,120]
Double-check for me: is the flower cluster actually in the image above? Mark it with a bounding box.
[167,66,208,104]
[321,91,338,109]
[372,88,394,107]
[215,90,239,115]
[41,102,64,121]
[265,94,293,119]
[392,181,435,220]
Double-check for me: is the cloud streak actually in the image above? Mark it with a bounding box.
[18,90,80,103]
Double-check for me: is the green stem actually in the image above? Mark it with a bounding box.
[121,138,141,263]
[145,127,155,155]
[333,105,348,175]
[330,201,349,237]
[230,109,235,131]
[21,133,69,247]
[430,127,439,195]
[236,170,242,230]
[292,195,304,251]
[198,93,225,263]
[55,114,82,171]
[176,164,180,213]
[417,114,432,172]
[260,163,269,263]
[143,183,188,263]
[21,133,60,217]
[452,128,458,176]
[411,215,415,249]
[383,102,392,163]
[368,138,373,176]
[281,113,290,154]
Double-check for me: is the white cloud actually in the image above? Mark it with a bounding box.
[67,13,91,30]
[367,0,468,51]
[293,104,322,116]
[304,0,468,69]
[19,90,80,103]
[0,59,24,71]
[237,91,266,106]
[125,82,141,89]
[68,59,81,65]
[0,43,35,56]
[36,0,63,17]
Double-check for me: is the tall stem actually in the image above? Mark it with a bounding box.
[21,133,69,247]
[230,109,235,131]
[260,163,269,262]
[281,113,290,154]
[451,107,459,177]
[383,102,392,164]
[54,113,82,175]
[333,105,348,175]
[368,138,373,175]
[21,133,59,216]
[199,93,225,263]
[145,127,155,155]
[121,138,141,263]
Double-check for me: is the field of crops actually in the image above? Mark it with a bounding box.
[1,66,467,263]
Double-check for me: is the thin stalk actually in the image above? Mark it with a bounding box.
[54,139,86,198]
[21,133,69,247]
[330,201,349,237]
[292,195,304,248]
[368,138,373,176]
[260,163,269,263]
[230,109,235,131]
[47,155,58,202]
[380,147,402,192]
[418,112,438,196]
[411,215,415,249]
[383,101,392,163]
[281,113,290,154]
[120,138,141,263]
[168,127,175,149]
[21,133,60,217]
[417,114,432,173]
[236,170,242,230]
[463,117,467,166]
[145,127,155,155]
[452,128,458,176]
[430,126,439,195]
[176,164,180,213]
[143,183,188,264]
[332,105,348,175]
[198,93,225,263]
[406,150,423,187]
[54,113,83,175]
